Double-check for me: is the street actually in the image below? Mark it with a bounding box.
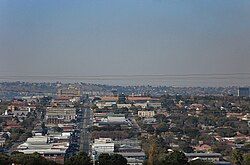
[79,108,92,154]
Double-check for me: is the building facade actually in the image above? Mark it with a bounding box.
[138,111,155,118]
[46,107,76,125]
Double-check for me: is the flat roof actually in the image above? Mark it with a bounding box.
[116,152,146,157]
[18,149,66,154]
[185,153,222,157]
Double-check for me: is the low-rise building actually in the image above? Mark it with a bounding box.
[107,114,126,123]
[96,101,116,109]
[117,104,132,109]
[138,111,155,118]
[147,102,162,108]
[194,144,212,152]
[46,107,76,126]
[17,136,69,164]
[3,119,22,131]
[134,103,148,109]
[8,99,36,112]
[116,152,146,165]
[185,153,222,162]
[57,86,81,102]
[92,138,115,161]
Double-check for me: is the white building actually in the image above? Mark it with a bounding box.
[92,138,115,160]
[117,104,132,109]
[134,103,148,108]
[138,111,155,118]
[185,153,221,162]
[96,101,116,109]
[17,136,69,164]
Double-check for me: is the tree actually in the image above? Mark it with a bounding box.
[243,153,250,165]
[154,114,169,123]
[148,142,157,165]
[11,152,57,165]
[97,153,127,165]
[0,153,11,165]
[211,142,232,156]
[110,154,127,165]
[231,149,243,165]
[39,96,52,106]
[185,116,198,127]
[19,131,32,142]
[65,152,92,165]
[156,122,169,134]
[183,127,200,138]
[98,153,111,165]
[163,151,188,165]
[144,124,155,133]
[238,124,250,136]
[180,144,194,153]
[160,95,175,109]
[216,127,236,137]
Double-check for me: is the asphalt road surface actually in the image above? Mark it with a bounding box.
[79,108,92,154]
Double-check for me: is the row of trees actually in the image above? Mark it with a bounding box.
[0,152,128,165]
[0,152,57,165]
[65,152,128,165]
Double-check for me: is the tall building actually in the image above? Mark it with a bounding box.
[238,87,250,97]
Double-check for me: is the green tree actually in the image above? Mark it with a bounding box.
[231,149,243,165]
[64,152,92,165]
[144,124,155,133]
[98,153,111,165]
[97,153,127,165]
[11,152,57,165]
[156,122,169,133]
[154,114,169,123]
[180,144,194,153]
[110,154,127,165]
[159,151,188,165]
[216,127,236,137]
[0,153,11,165]
[243,153,250,165]
[183,127,200,138]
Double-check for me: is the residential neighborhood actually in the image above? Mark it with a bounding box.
[0,82,249,164]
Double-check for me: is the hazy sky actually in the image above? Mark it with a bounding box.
[0,0,250,86]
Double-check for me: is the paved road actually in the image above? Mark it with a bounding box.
[79,108,92,154]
